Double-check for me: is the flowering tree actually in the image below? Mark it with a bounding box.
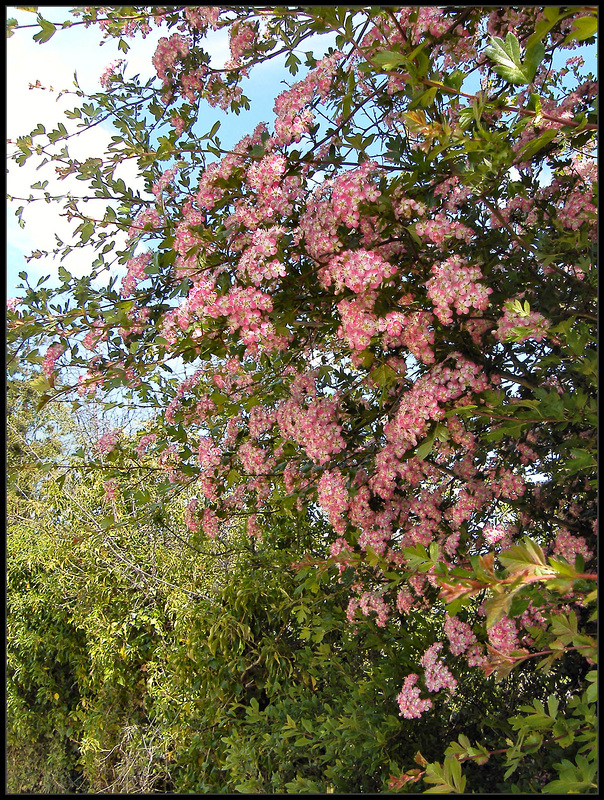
[7,6,597,793]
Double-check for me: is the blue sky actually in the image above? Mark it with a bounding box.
[7,6,326,295]
[6,7,596,298]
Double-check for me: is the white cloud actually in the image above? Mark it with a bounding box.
[6,8,164,290]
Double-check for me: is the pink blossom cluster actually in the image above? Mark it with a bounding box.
[77,368,103,396]
[204,285,288,354]
[222,415,242,449]
[297,161,380,261]
[152,165,179,200]
[463,317,493,346]
[96,428,121,456]
[248,405,274,439]
[238,441,273,476]
[127,208,163,242]
[159,308,182,346]
[118,305,150,343]
[420,643,457,694]
[359,591,390,627]
[555,185,597,231]
[184,498,200,532]
[553,528,593,564]
[196,123,270,210]
[202,507,219,539]
[82,321,107,351]
[137,433,156,460]
[445,480,494,530]
[416,213,474,247]
[120,251,153,297]
[488,615,519,655]
[494,302,550,343]
[360,14,404,54]
[277,389,346,466]
[433,176,473,212]
[487,7,534,37]
[493,468,525,500]
[518,601,548,639]
[403,5,450,42]
[184,6,219,31]
[238,226,286,284]
[198,435,222,475]
[446,415,476,451]
[320,248,396,294]
[99,60,123,88]
[539,156,598,233]
[482,524,513,550]
[170,112,187,136]
[227,21,256,66]
[492,194,538,230]
[396,587,415,614]
[383,354,491,460]
[247,150,287,190]
[444,614,477,656]
[378,310,435,364]
[7,297,21,311]
[104,478,118,500]
[173,199,204,258]
[329,537,355,575]
[465,644,487,668]
[426,256,492,325]
[273,51,343,146]
[317,469,349,535]
[152,33,190,90]
[392,196,426,220]
[336,296,377,351]
[246,513,262,539]
[159,443,187,484]
[396,674,433,719]
[516,441,538,465]
[42,343,66,379]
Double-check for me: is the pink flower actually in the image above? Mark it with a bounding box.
[488,615,518,655]
[396,674,433,719]
[104,479,118,500]
[444,614,477,656]
[553,528,593,564]
[420,642,457,694]
[42,343,66,380]
[96,428,121,456]
[99,60,123,88]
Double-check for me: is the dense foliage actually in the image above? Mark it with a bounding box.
[7,6,597,793]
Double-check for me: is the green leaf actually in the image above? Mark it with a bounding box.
[563,15,597,45]
[498,537,549,575]
[371,363,397,388]
[80,221,94,244]
[372,50,407,71]
[518,128,557,162]
[416,432,435,461]
[32,17,56,44]
[483,33,542,85]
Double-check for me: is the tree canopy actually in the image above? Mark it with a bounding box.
[7,6,597,793]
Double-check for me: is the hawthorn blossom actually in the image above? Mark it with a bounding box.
[495,300,550,343]
[444,614,477,656]
[488,615,519,655]
[420,643,457,694]
[96,428,121,456]
[184,499,200,532]
[396,674,433,719]
[42,343,66,379]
